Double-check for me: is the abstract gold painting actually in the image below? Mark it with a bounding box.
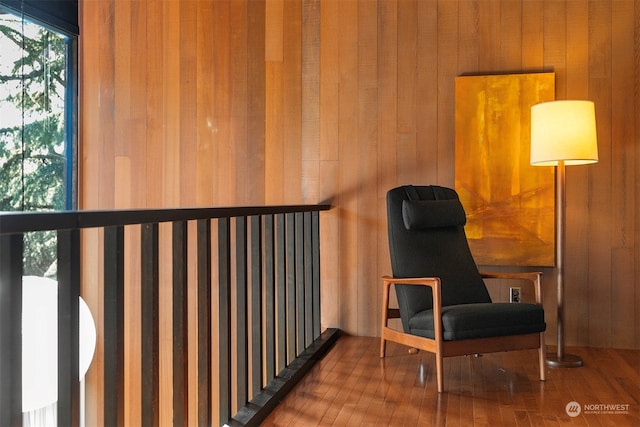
[455,73,555,267]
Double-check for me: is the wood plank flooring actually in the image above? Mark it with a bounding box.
[261,336,640,426]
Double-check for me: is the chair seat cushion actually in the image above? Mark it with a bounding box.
[409,303,546,340]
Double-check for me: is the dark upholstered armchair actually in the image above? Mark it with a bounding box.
[380,185,546,392]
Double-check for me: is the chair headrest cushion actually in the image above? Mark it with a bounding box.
[402,199,467,229]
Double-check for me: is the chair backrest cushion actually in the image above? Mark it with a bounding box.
[387,185,492,332]
[402,199,467,229]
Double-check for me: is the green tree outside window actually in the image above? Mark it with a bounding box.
[0,12,67,276]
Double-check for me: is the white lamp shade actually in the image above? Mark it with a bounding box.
[22,276,97,412]
[530,100,598,166]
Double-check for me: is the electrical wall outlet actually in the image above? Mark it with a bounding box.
[509,287,521,303]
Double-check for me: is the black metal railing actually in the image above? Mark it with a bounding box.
[0,205,339,427]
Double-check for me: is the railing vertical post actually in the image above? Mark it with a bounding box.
[235,217,248,410]
[275,214,286,373]
[0,233,23,427]
[58,229,81,427]
[250,216,263,396]
[285,213,296,364]
[295,212,305,356]
[303,212,313,346]
[218,218,231,425]
[264,215,275,381]
[312,211,321,339]
[104,225,125,427]
[196,220,212,427]
[173,221,189,426]
[141,223,159,427]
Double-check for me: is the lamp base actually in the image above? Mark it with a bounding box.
[545,353,583,368]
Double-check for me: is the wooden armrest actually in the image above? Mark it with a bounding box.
[380,275,444,353]
[382,275,440,288]
[480,271,543,305]
[381,275,443,325]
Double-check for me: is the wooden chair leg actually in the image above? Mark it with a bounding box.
[539,332,546,381]
[380,280,391,358]
[435,352,444,392]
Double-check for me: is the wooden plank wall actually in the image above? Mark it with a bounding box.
[79,0,638,422]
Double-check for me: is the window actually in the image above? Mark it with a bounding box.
[0,2,77,276]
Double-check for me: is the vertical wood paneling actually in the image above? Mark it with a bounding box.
[610,0,636,349]
[521,0,543,71]
[436,0,458,186]
[318,0,340,334]
[265,0,284,62]
[377,0,397,196]
[113,0,130,160]
[159,5,179,424]
[319,0,339,163]
[265,59,285,203]
[458,1,479,73]
[130,0,148,210]
[213,1,231,206]
[283,0,303,204]
[181,4,199,416]
[78,0,99,210]
[145,1,163,208]
[564,0,590,346]
[478,0,500,72]
[79,1,640,419]
[301,0,320,203]
[78,0,103,423]
[162,0,181,207]
[179,1,197,207]
[230,1,249,205]
[195,0,215,206]
[337,0,359,335]
[416,0,438,184]
[265,0,285,204]
[587,0,613,348]
[126,4,147,425]
[397,0,417,185]
[540,0,567,344]
[247,0,266,205]
[543,0,567,98]
[635,0,640,349]
[97,1,115,209]
[357,0,378,337]
[500,0,521,71]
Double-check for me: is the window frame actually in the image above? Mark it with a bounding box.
[0,1,78,210]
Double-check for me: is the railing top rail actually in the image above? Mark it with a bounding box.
[0,204,331,235]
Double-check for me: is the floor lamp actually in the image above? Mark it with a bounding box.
[530,100,598,368]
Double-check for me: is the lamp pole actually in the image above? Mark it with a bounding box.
[546,160,583,368]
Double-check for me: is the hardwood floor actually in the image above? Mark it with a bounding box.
[261,336,640,426]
